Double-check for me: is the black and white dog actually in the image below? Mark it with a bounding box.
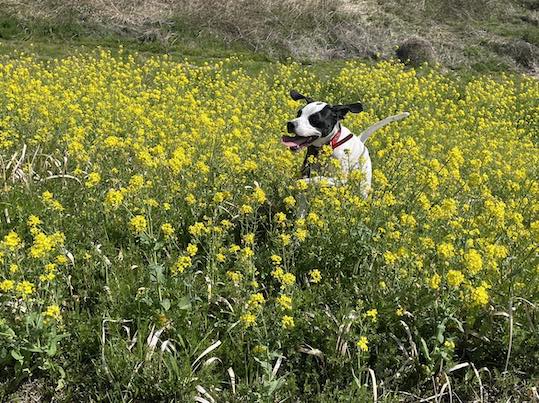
[282,90,409,198]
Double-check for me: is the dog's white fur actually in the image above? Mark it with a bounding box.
[300,123,372,198]
[296,111,410,198]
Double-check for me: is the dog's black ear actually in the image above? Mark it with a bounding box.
[332,103,363,119]
[290,90,313,103]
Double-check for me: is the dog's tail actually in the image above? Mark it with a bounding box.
[359,112,410,143]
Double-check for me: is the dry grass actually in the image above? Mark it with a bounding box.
[1,0,537,69]
[1,0,178,41]
[2,0,175,26]
[180,0,404,59]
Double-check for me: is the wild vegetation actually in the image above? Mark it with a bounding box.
[1,0,538,71]
[0,50,538,401]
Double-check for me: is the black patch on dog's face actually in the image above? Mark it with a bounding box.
[283,91,364,152]
[307,105,339,138]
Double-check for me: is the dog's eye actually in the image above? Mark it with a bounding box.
[308,113,320,127]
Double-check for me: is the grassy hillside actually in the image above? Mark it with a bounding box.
[0,0,538,71]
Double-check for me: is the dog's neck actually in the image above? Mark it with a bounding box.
[311,122,346,148]
[328,123,342,141]
[301,123,355,177]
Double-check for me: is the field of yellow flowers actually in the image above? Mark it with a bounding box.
[0,50,538,401]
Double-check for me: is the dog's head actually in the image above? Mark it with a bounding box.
[282,90,363,152]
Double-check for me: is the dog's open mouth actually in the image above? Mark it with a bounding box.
[281,135,318,152]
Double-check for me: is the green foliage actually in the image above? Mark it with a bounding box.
[0,51,537,401]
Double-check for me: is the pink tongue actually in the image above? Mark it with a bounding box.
[281,139,302,148]
[281,135,310,150]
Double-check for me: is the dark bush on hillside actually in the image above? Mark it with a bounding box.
[396,37,436,66]
[492,39,539,68]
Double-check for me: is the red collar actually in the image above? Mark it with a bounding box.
[329,129,353,150]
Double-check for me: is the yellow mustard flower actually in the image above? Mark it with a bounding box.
[161,223,175,238]
[274,212,287,224]
[357,336,369,352]
[464,249,483,274]
[104,188,125,210]
[241,312,257,328]
[429,273,442,290]
[366,308,378,322]
[0,279,14,292]
[85,172,101,188]
[2,231,22,250]
[226,270,242,284]
[309,269,322,284]
[27,215,42,227]
[243,233,255,245]
[447,270,465,287]
[129,215,147,234]
[470,285,489,306]
[189,222,207,237]
[216,253,226,263]
[44,304,61,322]
[281,315,295,329]
[276,294,292,310]
[186,243,198,256]
[283,196,296,208]
[248,293,265,308]
[16,280,35,298]
[444,340,455,350]
[174,256,192,274]
[252,187,266,204]
[280,272,296,287]
[56,254,68,265]
[271,255,282,265]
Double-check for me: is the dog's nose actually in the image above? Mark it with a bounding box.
[287,121,295,133]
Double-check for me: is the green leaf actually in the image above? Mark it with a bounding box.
[27,344,46,353]
[161,298,171,311]
[139,234,152,245]
[420,338,431,362]
[436,323,446,344]
[254,357,272,373]
[267,379,282,396]
[0,327,16,339]
[153,241,165,251]
[450,316,465,333]
[11,349,24,363]
[56,377,66,391]
[149,263,165,284]
[178,296,191,310]
[47,342,57,356]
